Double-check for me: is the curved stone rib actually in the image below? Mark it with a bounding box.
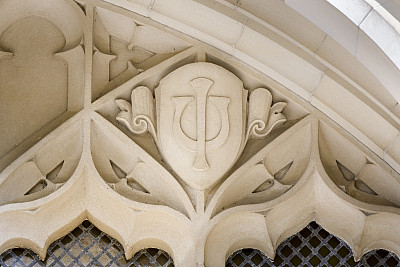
[204,167,400,267]
[207,116,313,218]
[85,162,196,266]
[205,212,273,267]
[318,119,400,209]
[90,111,196,219]
[0,116,83,206]
[0,165,87,259]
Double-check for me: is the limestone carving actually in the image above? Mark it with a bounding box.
[92,7,190,100]
[115,86,156,137]
[0,0,85,172]
[115,62,287,189]
[1,2,400,267]
[0,120,82,205]
[319,121,400,208]
[247,88,287,140]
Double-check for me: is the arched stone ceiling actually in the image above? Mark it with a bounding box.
[100,0,400,173]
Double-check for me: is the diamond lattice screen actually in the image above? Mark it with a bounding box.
[1,221,399,266]
[0,220,173,267]
[226,222,400,267]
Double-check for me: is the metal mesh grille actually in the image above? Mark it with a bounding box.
[1,221,399,266]
[226,221,400,267]
[0,220,173,267]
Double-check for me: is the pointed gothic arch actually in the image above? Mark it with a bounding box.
[0,1,400,266]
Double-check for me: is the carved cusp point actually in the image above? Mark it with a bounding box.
[189,77,213,171]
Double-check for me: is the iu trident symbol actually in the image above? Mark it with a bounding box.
[172,78,230,171]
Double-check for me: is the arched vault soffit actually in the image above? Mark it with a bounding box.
[0,1,400,267]
[100,0,400,175]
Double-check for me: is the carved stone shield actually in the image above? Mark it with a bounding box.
[155,62,247,189]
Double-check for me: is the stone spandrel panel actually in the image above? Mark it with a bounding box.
[0,0,85,172]
[1,1,400,267]
[92,6,191,101]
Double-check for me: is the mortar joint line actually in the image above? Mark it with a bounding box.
[355,7,374,57]
[358,7,374,28]
[314,33,327,55]
[232,17,248,55]
[147,0,157,18]
[309,66,328,99]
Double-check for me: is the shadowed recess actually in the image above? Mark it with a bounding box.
[0,221,173,267]
[226,222,400,267]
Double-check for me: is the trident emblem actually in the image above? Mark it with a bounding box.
[172,78,230,171]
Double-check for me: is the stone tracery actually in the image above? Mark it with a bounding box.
[0,1,400,267]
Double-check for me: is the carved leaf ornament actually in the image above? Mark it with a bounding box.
[0,3,400,267]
